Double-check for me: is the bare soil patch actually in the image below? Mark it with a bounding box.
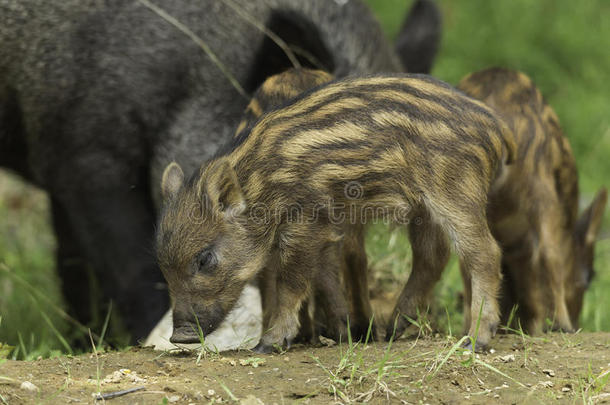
[1,332,609,404]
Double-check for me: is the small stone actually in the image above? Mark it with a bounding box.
[498,354,515,362]
[494,394,500,399]
[207,389,216,396]
[539,380,554,388]
[489,348,496,354]
[319,336,336,346]
[20,381,38,392]
[220,357,237,366]
[168,395,180,403]
[542,369,555,377]
[562,387,571,392]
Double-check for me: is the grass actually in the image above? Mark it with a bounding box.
[0,0,609,360]
[313,326,416,402]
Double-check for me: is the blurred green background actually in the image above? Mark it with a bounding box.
[1,0,609,358]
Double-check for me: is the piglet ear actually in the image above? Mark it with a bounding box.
[201,158,246,216]
[161,162,184,202]
[576,187,607,246]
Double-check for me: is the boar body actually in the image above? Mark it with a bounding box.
[158,74,516,352]
[0,0,440,341]
[458,68,607,333]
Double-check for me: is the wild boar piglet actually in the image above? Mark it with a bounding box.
[458,68,607,334]
[157,73,516,353]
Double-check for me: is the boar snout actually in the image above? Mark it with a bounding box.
[170,303,225,344]
[170,323,201,344]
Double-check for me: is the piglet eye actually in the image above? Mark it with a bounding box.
[197,249,217,273]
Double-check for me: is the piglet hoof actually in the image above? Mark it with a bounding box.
[252,342,273,354]
[461,339,474,352]
[490,322,499,337]
[461,337,489,353]
[551,320,575,333]
[283,337,293,351]
[351,322,378,343]
[384,316,408,342]
[552,326,575,334]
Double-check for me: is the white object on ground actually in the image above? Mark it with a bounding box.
[20,381,38,392]
[144,284,262,351]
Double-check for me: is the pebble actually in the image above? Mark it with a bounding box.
[542,369,556,377]
[498,354,515,362]
[20,381,38,392]
[168,395,180,403]
[539,380,554,388]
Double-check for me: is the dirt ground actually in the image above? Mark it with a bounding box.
[1,332,609,405]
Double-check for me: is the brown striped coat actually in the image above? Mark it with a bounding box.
[458,68,607,333]
[234,68,373,343]
[157,73,516,352]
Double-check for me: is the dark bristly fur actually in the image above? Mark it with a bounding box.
[158,73,516,353]
[395,0,442,74]
[458,67,607,334]
[0,0,441,341]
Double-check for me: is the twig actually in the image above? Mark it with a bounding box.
[94,386,145,401]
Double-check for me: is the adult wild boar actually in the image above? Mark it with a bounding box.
[0,0,441,341]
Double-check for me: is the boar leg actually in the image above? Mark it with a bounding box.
[499,245,545,335]
[49,161,169,342]
[295,299,317,344]
[536,202,574,332]
[312,241,350,343]
[459,262,472,337]
[342,225,376,340]
[254,252,314,353]
[454,217,502,350]
[260,254,316,346]
[386,212,450,340]
[309,227,373,343]
[258,263,278,340]
[50,198,95,333]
